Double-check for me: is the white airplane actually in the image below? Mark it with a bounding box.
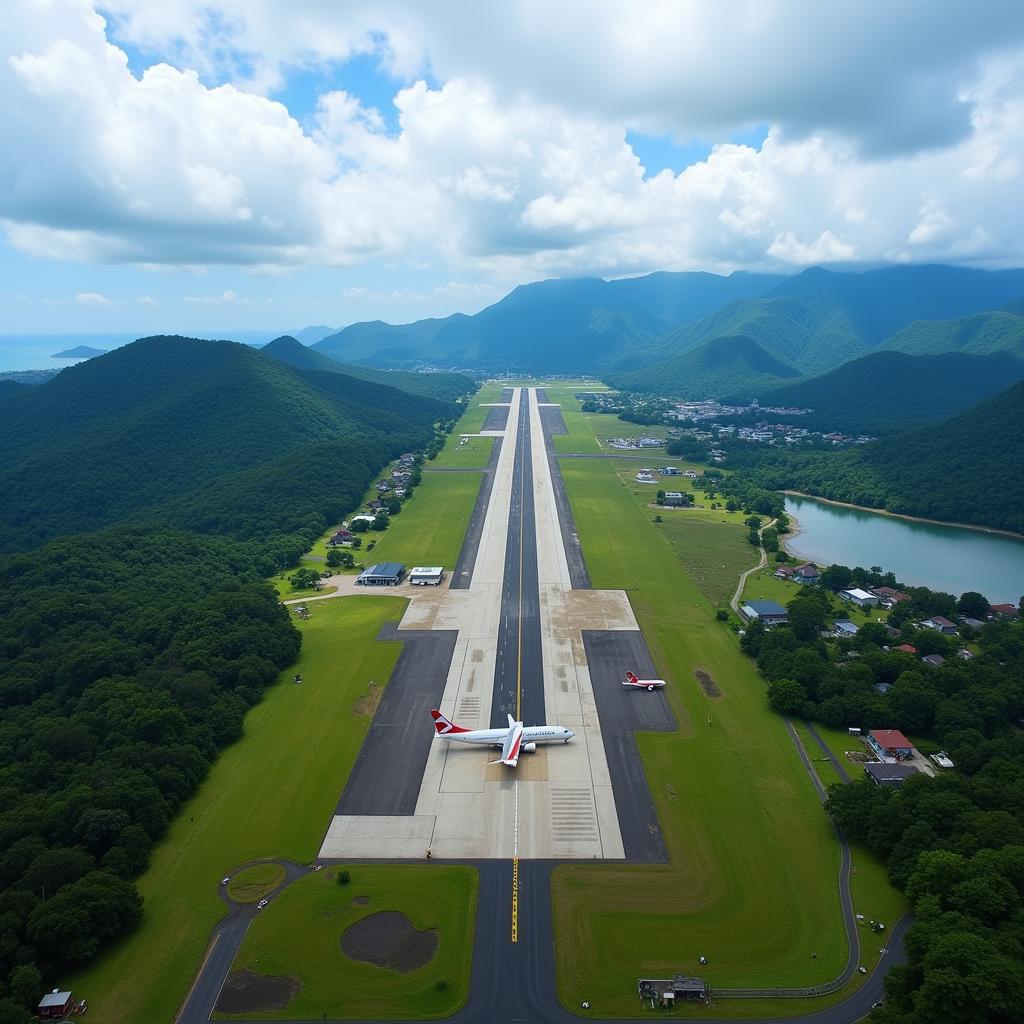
[430,709,574,767]
[623,670,666,691]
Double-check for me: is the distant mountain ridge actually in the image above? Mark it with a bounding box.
[261,335,475,400]
[312,270,786,372]
[308,265,1024,380]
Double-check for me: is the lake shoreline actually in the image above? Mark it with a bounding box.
[782,491,1024,543]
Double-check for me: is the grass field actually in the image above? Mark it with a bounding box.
[432,433,495,469]
[227,864,287,904]
[543,385,907,1016]
[362,471,482,569]
[69,597,414,1024]
[218,866,477,1020]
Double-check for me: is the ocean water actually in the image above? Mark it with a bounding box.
[0,331,284,372]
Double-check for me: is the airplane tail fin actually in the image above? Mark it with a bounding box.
[626,671,639,684]
[430,708,469,735]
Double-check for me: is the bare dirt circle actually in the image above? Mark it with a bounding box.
[694,668,722,698]
[340,911,438,973]
[216,970,300,1014]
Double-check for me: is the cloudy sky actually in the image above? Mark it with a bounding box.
[3,0,1024,334]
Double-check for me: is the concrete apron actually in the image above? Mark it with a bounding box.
[319,387,636,860]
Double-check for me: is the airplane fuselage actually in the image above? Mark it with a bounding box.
[439,724,574,747]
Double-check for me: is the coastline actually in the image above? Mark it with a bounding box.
[782,491,1024,543]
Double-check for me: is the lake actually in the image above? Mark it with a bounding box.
[784,494,1024,604]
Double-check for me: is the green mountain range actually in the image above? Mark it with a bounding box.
[881,309,1024,359]
[307,265,1024,379]
[313,271,785,372]
[0,335,453,554]
[742,350,1024,434]
[261,334,475,400]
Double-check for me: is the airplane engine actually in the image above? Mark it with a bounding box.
[648,684,655,691]
[522,742,537,753]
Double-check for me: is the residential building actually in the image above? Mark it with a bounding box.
[663,491,690,507]
[922,654,946,667]
[864,762,919,787]
[961,617,985,628]
[893,643,918,654]
[931,752,955,769]
[662,466,679,476]
[741,600,788,625]
[792,562,821,585]
[872,586,911,604]
[923,615,957,634]
[867,729,914,760]
[840,587,879,607]
[833,620,859,637]
[37,993,74,1020]
[956,648,975,660]
[327,529,356,547]
[991,603,1020,620]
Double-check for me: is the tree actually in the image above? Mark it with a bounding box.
[326,549,354,569]
[7,964,42,1010]
[371,514,390,532]
[349,517,370,533]
[288,567,321,590]
[656,490,666,505]
[744,516,762,529]
[767,678,809,716]
[957,591,991,619]
[787,596,829,642]
[27,871,142,964]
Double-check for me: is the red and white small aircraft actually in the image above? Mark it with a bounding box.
[623,670,667,691]
[430,709,574,768]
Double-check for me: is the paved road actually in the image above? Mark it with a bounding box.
[538,400,591,589]
[491,388,545,727]
[582,630,675,862]
[730,518,777,614]
[481,404,509,430]
[335,624,459,815]
[450,436,503,590]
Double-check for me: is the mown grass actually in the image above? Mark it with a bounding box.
[364,471,482,569]
[432,433,495,469]
[218,866,477,1020]
[227,864,287,904]
[548,388,907,1017]
[69,597,411,1024]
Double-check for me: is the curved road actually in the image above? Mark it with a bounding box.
[730,518,777,615]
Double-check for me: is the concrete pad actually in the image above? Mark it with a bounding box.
[319,814,436,859]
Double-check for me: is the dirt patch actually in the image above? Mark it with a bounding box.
[216,970,300,1014]
[694,668,722,698]
[352,895,370,906]
[847,751,873,763]
[352,682,382,716]
[341,911,438,973]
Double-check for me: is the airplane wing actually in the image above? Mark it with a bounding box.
[489,716,525,767]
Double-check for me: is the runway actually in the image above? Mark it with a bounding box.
[178,385,910,1024]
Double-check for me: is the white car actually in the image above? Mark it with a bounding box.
[221,877,231,885]
[257,899,269,910]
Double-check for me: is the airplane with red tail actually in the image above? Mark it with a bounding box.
[623,670,666,691]
[430,709,574,768]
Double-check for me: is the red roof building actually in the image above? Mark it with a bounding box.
[868,729,914,758]
[894,643,918,654]
[991,603,1020,619]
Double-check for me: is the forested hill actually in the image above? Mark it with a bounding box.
[0,335,454,553]
[881,309,1024,359]
[261,334,476,400]
[740,379,1024,533]
[608,333,801,398]
[740,350,1024,434]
